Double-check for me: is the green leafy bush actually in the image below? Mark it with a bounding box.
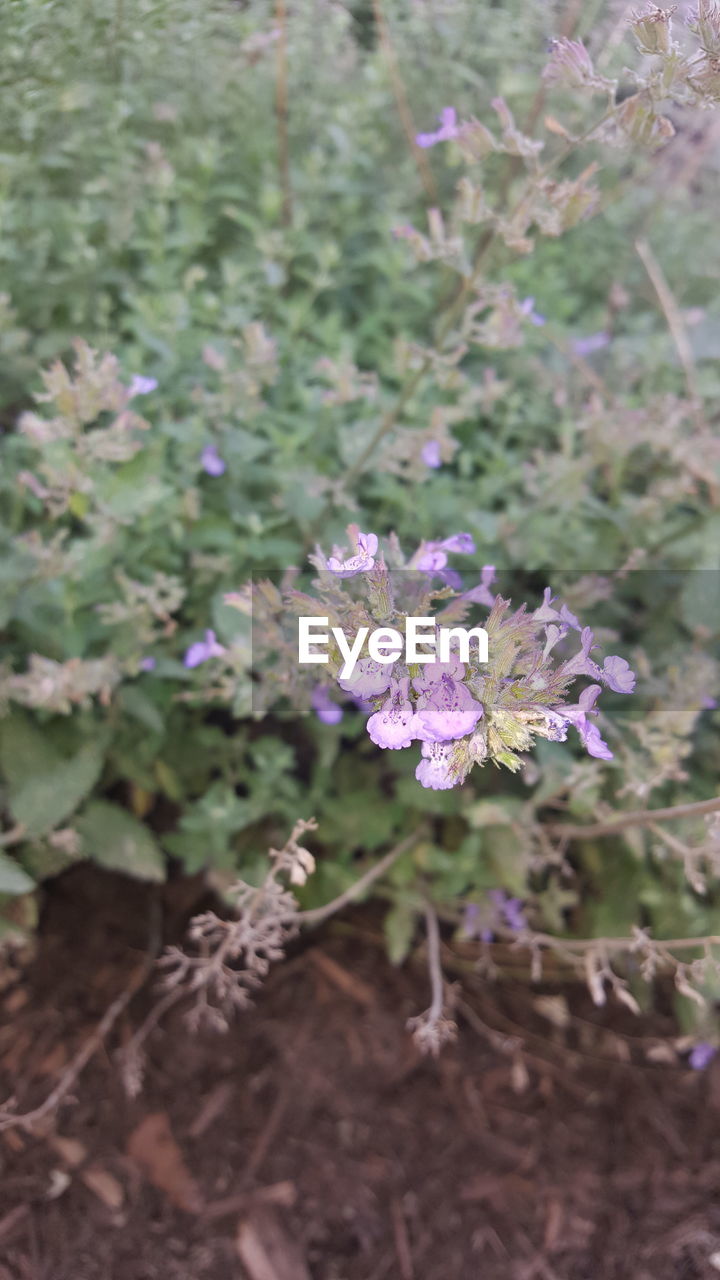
[1,0,720,1042]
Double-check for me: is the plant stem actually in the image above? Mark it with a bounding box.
[299,826,426,927]
[544,794,720,841]
[275,0,293,227]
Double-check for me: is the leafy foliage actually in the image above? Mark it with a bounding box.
[0,0,720,1031]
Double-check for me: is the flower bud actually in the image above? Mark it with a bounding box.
[630,5,676,55]
[688,0,720,56]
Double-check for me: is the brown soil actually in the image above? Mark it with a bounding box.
[1,865,720,1280]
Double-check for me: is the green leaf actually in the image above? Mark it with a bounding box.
[0,717,104,838]
[384,901,417,966]
[0,852,36,896]
[75,801,165,881]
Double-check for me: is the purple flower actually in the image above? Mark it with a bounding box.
[488,889,527,932]
[556,684,613,760]
[201,444,226,477]
[337,657,394,699]
[571,331,610,358]
[462,564,496,608]
[560,626,601,680]
[311,684,344,725]
[415,106,460,149]
[438,533,476,555]
[689,1042,717,1071]
[534,588,581,631]
[416,673,483,743]
[462,890,526,941]
[128,375,158,398]
[412,651,466,691]
[415,740,457,790]
[413,532,476,573]
[139,656,157,672]
[601,655,636,694]
[367,677,422,750]
[702,696,719,711]
[520,296,546,327]
[326,530,379,578]
[415,548,449,572]
[183,628,226,669]
[421,439,442,469]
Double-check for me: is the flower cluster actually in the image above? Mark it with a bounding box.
[298,529,636,790]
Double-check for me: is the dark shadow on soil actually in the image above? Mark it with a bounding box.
[1,865,719,1280]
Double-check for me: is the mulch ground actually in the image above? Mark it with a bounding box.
[1,865,720,1280]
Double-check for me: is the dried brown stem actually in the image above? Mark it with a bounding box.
[544,794,720,841]
[371,0,438,204]
[275,0,293,227]
[635,237,702,415]
[299,827,426,928]
[0,954,155,1133]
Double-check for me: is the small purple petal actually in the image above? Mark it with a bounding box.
[689,1042,717,1071]
[602,655,636,694]
[183,628,225,669]
[438,533,476,555]
[421,439,442,469]
[201,444,227,477]
[367,677,422,750]
[571,331,610,358]
[415,106,459,149]
[139,656,157,672]
[337,658,394,699]
[415,740,457,789]
[416,673,483,743]
[128,375,158,397]
[311,685,344,725]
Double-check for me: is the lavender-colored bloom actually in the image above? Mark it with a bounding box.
[520,296,546,326]
[367,677,422,750]
[421,439,442,469]
[326,530,379,578]
[560,625,602,680]
[488,888,527,932]
[582,723,614,760]
[337,657,394,699]
[702,696,719,710]
[311,684,344,725]
[415,548,449,572]
[534,588,581,632]
[438,532,476,555]
[412,652,466,692]
[416,673,483,743]
[201,443,226,477]
[571,331,610,357]
[601,655,636,694]
[415,106,460,149]
[128,375,158,398]
[183,628,226,669]
[557,684,613,760]
[412,532,475,574]
[462,564,497,608]
[689,1042,717,1070]
[139,656,157,672]
[415,740,457,790]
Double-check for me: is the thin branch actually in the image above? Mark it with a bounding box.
[299,827,426,928]
[544,794,720,841]
[371,0,438,204]
[423,901,444,1024]
[274,0,293,227]
[0,953,155,1133]
[635,237,703,416]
